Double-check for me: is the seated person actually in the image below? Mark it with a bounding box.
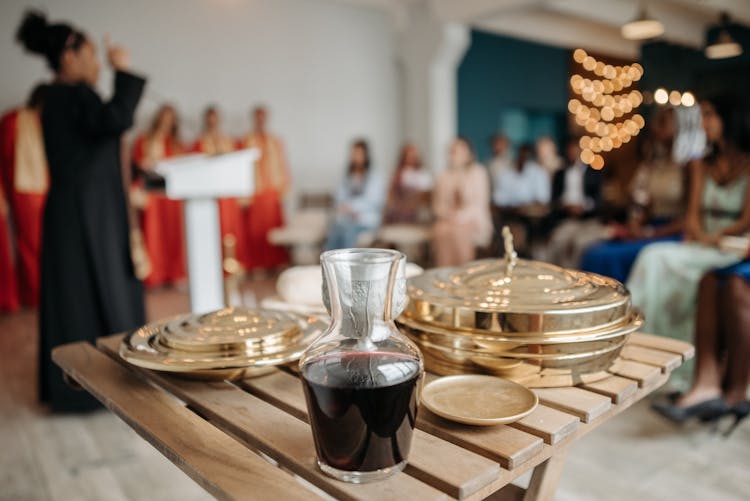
[379,143,432,262]
[535,135,563,177]
[432,137,492,267]
[653,259,750,432]
[383,143,432,225]
[488,133,513,186]
[580,108,686,281]
[325,139,384,250]
[546,137,605,268]
[492,143,551,256]
[627,98,750,361]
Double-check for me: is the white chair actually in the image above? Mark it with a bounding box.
[375,223,431,263]
[268,208,329,265]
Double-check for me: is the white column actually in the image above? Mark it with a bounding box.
[429,23,471,173]
[397,2,470,172]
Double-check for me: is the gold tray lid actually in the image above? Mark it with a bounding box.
[120,308,328,374]
[159,307,301,353]
[403,228,634,335]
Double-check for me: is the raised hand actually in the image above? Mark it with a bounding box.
[104,34,130,71]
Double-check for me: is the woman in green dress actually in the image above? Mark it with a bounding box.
[626,99,750,379]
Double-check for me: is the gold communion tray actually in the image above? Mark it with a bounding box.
[120,307,327,380]
[404,258,631,335]
[397,227,643,387]
[397,317,638,387]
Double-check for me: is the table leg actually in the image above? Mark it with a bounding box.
[523,448,569,501]
[62,372,84,391]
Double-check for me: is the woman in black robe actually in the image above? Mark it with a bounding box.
[16,11,146,412]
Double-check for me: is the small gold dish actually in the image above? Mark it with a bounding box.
[120,307,327,380]
[421,375,538,426]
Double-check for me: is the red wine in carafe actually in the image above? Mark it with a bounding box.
[301,352,420,472]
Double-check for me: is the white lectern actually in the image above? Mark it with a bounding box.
[156,148,258,313]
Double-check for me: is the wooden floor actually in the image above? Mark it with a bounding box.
[1,279,749,501]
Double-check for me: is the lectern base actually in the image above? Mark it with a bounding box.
[183,199,224,313]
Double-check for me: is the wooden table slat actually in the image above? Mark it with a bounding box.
[51,342,316,501]
[237,370,308,418]
[628,333,695,361]
[580,375,639,404]
[509,405,580,445]
[417,411,544,470]
[532,387,611,423]
[409,429,502,499]
[608,359,662,388]
[620,345,682,373]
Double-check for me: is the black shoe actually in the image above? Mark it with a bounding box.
[664,391,682,403]
[722,401,750,437]
[652,397,727,424]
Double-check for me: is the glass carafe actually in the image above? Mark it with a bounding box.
[300,249,424,483]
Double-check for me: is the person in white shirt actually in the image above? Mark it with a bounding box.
[536,135,564,177]
[492,143,551,256]
[493,144,550,208]
[488,134,513,202]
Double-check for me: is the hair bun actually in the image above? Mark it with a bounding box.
[16,10,50,55]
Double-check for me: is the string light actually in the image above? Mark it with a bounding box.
[654,88,669,104]
[652,88,697,107]
[568,49,646,170]
[681,92,696,107]
[591,154,605,170]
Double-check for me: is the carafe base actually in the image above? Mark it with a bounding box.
[317,459,407,483]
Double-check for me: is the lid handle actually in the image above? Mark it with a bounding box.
[502,226,518,278]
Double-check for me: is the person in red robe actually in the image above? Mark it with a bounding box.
[131,104,186,287]
[0,84,49,307]
[0,168,20,312]
[191,106,247,267]
[239,105,290,271]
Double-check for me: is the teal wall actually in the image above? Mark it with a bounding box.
[457,30,571,162]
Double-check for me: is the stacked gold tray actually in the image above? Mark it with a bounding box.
[397,238,642,387]
[120,307,326,380]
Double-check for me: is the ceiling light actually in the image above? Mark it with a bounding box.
[705,12,744,59]
[706,30,743,59]
[622,7,665,40]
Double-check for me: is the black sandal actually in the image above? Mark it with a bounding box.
[651,397,727,424]
[722,401,750,437]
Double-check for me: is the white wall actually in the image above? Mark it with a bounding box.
[0,0,401,195]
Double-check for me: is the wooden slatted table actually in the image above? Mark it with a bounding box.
[52,332,693,501]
